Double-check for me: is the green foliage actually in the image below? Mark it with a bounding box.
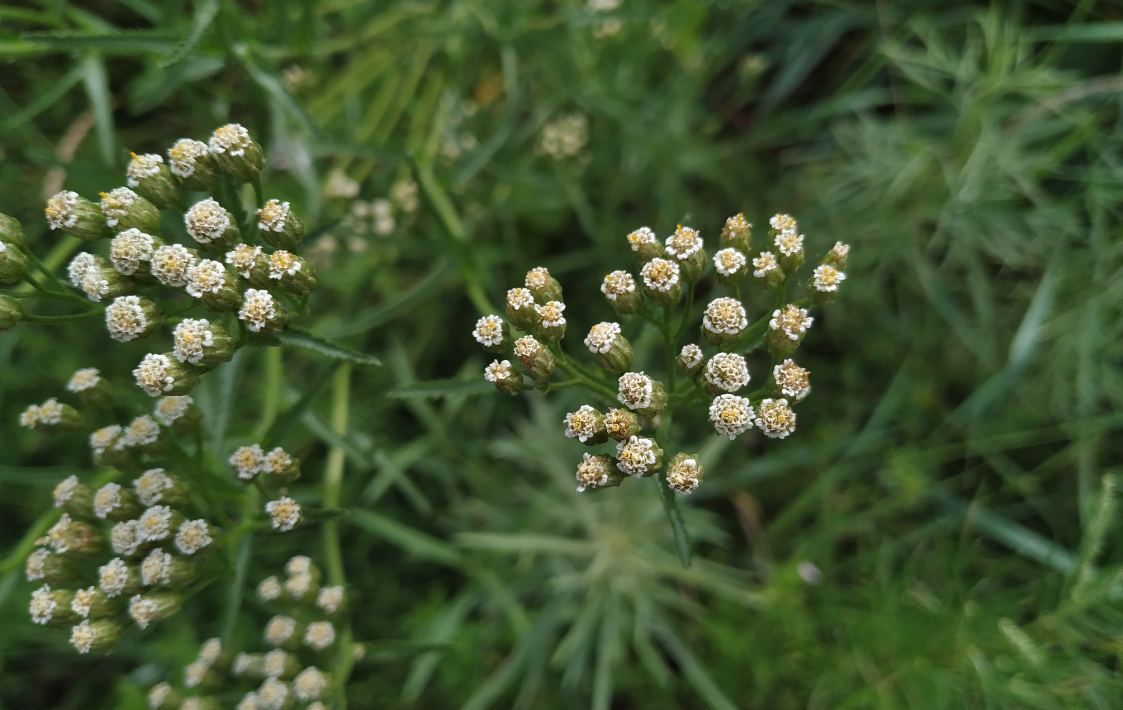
[3,0,1123,708]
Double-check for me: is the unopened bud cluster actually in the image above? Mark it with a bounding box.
[470,213,848,496]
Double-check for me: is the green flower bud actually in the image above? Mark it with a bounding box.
[44,514,105,557]
[258,200,305,251]
[226,244,272,287]
[0,294,22,332]
[68,253,135,303]
[46,191,111,240]
[134,353,201,397]
[534,301,566,342]
[615,435,664,478]
[0,212,27,248]
[106,296,163,343]
[239,289,288,334]
[584,322,634,373]
[186,259,242,312]
[168,138,220,191]
[677,344,704,378]
[53,476,94,519]
[664,225,706,283]
[809,263,847,306]
[603,408,641,442]
[472,314,509,353]
[616,372,667,418]
[154,395,201,434]
[600,270,641,316]
[822,241,849,271]
[563,405,608,446]
[525,266,563,304]
[93,482,142,521]
[99,188,160,234]
[30,584,79,626]
[575,453,624,492]
[20,398,84,432]
[513,335,555,382]
[0,240,28,284]
[712,247,748,286]
[640,258,681,307]
[484,359,522,396]
[627,226,665,263]
[665,452,704,494]
[720,213,752,253]
[751,251,785,291]
[128,591,182,629]
[209,124,264,183]
[185,198,241,252]
[67,368,112,409]
[262,447,302,485]
[71,618,123,654]
[700,297,748,350]
[70,586,119,620]
[506,287,539,331]
[267,250,317,297]
[25,547,77,585]
[173,318,235,368]
[764,304,813,359]
[127,153,180,210]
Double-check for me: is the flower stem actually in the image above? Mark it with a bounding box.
[21,311,102,323]
[549,343,617,405]
[322,363,353,708]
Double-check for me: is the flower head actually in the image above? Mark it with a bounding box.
[627,227,658,252]
[575,453,617,492]
[616,436,660,477]
[713,247,747,276]
[93,482,124,519]
[231,444,266,480]
[137,506,175,544]
[122,415,160,448]
[769,304,813,341]
[600,270,635,301]
[148,244,196,288]
[535,301,565,328]
[752,251,778,278]
[267,250,301,279]
[46,191,80,230]
[285,573,313,599]
[110,521,140,556]
[168,139,210,178]
[775,231,803,257]
[90,425,123,455]
[258,576,282,602]
[484,360,514,383]
[617,371,653,410]
[709,394,754,440]
[584,322,621,354]
[304,621,336,650]
[185,259,228,297]
[317,586,344,614]
[209,123,252,156]
[226,244,264,278]
[238,289,279,332]
[258,200,292,232]
[19,404,40,429]
[472,315,506,348]
[172,319,215,364]
[773,359,810,400]
[263,447,293,475]
[265,615,297,646]
[641,258,679,292]
[53,475,80,507]
[679,344,704,369]
[140,549,173,586]
[703,298,748,336]
[564,405,603,443]
[71,586,98,618]
[154,395,193,426]
[126,153,164,187]
[99,187,143,228]
[812,264,845,292]
[135,468,174,505]
[175,520,213,555]
[185,199,232,245]
[664,225,702,259]
[507,287,535,312]
[105,296,151,342]
[30,584,57,624]
[755,398,796,439]
[524,266,551,291]
[45,514,74,553]
[109,229,157,275]
[26,548,50,581]
[67,368,100,393]
[70,619,102,653]
[293,667,328,701]
[266,497,301,531]
[258,678,289,710]
[37,399,64,426]
[128,595,159,628]
[666,455,703,494]
[770,214,797,233]
[99,557,131,597]
[540,114,588,159]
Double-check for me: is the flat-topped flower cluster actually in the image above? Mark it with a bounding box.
[471,212,848,496]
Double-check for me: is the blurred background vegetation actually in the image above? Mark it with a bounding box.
[3,0,1123,708]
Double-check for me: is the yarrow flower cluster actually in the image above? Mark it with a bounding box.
[467,213,849,503]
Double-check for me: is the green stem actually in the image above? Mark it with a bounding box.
[673,281,694,344]
[253,347,283,440]
[731,283,741,302]
[322,364,353,709]
[21,311,102,323]
[548,344,618,404]
[21,244,71,292]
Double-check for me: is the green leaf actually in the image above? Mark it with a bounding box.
[386,378,494,400]
[348,510,462,567]
[937,494,1076,574]
[358,640,452,664]
[21,30,178,53]
[81,52,114,166]
[455,532,593,556]
[330,259,452,338]
[651,616,739,710]
[402,592,478,701]
[277,326,381,366]
[656,474,692,568]
[159,0,218,67]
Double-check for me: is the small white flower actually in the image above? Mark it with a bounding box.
[293,667,328,700]
[268,250,302,279]
[600,270,635,301]
[755,398,796,439]
[258,576,283,602]
[257,677,290,710]
[304,621,336,650]
[539,114,588,159]
[71,586,97,617]
[664,225,702,259]
[773,359,810,401]
[200,637,223,663]
[775,231,803,257]
[575,453,611,492]
[136,505,174,542]
[105,296,150,343]
[752,251,779,278]
[524,266,552,291]
[769,305,813,341]
[713,247,746,276]
[67,368,100,393]
[704,353,750,393]
[513,336,541,360]
[93,482,125,519]
[285,555,312,576]
[262,648,289,678]
[70,619,99,653]
[184,659,209,688]
[99,187,141,228]
[134,354,177,397]
[19,404,40,429]
[626,226,657,252]
[507,287,535,312]
[135,468,174,505]
[127,153,164,187]
[90,425,123,455]
[122,415,160,448]
[173,319,215,364]
[79,268,111,302]
[226,243,263,278]
[109,229,157,275]
[266,496,301,531]
[46,190,80,230]
[148,683,173,709]
[563,405,602,442]
[53,475,80,507]
[641,258,679,292]
[770,213,797,232]
[535,301,565,328]
[265,615,297,646]
[617,371,653,410]
[472,315,506,347]
[237,692,262,710]
[185,258,229,297]
[129,594,159,629]
[679,344,703,369]
[151,244,197,287]
[285,572,312,599]
[239,289,278,332]
[209,123,252,156]
[666,457,701,495]
[484,360,514,383]
[110,521,140,557]
[317,586,344,614]
[709,394,754,440]
[258,199,292,232]
[703,298,748,335]
[230,444,266,480]
[140,549,172,586]
[615,436,658,477]
[812,264,846,292]
[45,513,74,553]
[263,447,293,475]
[25,548,49,581]
[99,557,131,597]
[154,395,193,426]
[30,584,57,624]
[185,199,232,245]
[68,252,97,287]
[584,322,621,354]
[168,138,210,178]
[175,519,213,555]
[37,398,63,425]
[830,241,850,259]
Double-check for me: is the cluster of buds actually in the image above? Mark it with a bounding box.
[228,442,303,531]
[472,213,848,496]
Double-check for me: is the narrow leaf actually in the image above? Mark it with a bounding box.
[159,0,218,67]
[81,52,114,165]
[387,378,494,400]
[348,510,461,567]
[656,474,692,568]
[330,259,452,337]
[277,326,381,366]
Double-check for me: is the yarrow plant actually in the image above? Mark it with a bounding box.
[471,213,848,557]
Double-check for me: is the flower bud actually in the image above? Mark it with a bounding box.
[184,660,224,692]
[484,359,522,396]
[265,615,304,650]
[809,263,846,305]
[665,452,704,495]
[137,505,187,545]
[268,251,316,297]
[21,398,84,431]
[266,496,303,532]
[43,513,104,557]
[769,214,804,273]
[239,289,287,334]
[506,288,538,331]
[721,213,752,253]
[258,200,305,251]
[168,138,220,191]
[99,557,143,597]
[525,266,563,304]
[128,592,182,629]
[209,124,264,183]
[677,344,704,378]
[226,244,272,287]
[603,408,640,442]
[173,318,235,368]
[53,475,94,519]
[26,547,77,585]
[0,294,23,332]
[702,352,750,396]
[151,243,199,288]
[71,586,118,619]
[176,519,217,556]
[134,353,201,396]
[293,666,329,701]
[709,394,755,440]
[127,153,180,209]
[616,371,666,418]
[30,584,79,626]
[71,618,123,653]
[640,258,681,307]
[147,684,183,710]
[141,548,197,588]
[822,240,849,271]
[106,296,163,343]
[513,335,555,382]
[304,620,336,651]
[283,571,320,605]
[534,301,566,341]
[120,414,166,456]
[99,188,160,234]
[664,225,706,283]
[600,270,641,316]
[154,395,201,433]
[135,468,190,507]
[627,226,664,263]
[755,398,797,438]
[93,482,142,521]
[316,585,345,614]
[764,304,813,358]
[258,678,295,710]
[770,359,810,401]
[233,653,266,679]
[67,368,111,409]
[0,240,28,284]
[109,228,165,279]
[563,405,608,446]
[751,251,784,291]
[575,453,623,492]
[46,191,111,240]
[68,253,134,302]
[185,198,241,251]
[712,247,748,286]
[263,447,301,485]
[231,445,266,481]
[615,435,663,478]
[262,649,302,679]
[701,297,748,350]
[0,212,27,248]
[90,426,129,469]
[584,322,634,372]
[187,259,242,312]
